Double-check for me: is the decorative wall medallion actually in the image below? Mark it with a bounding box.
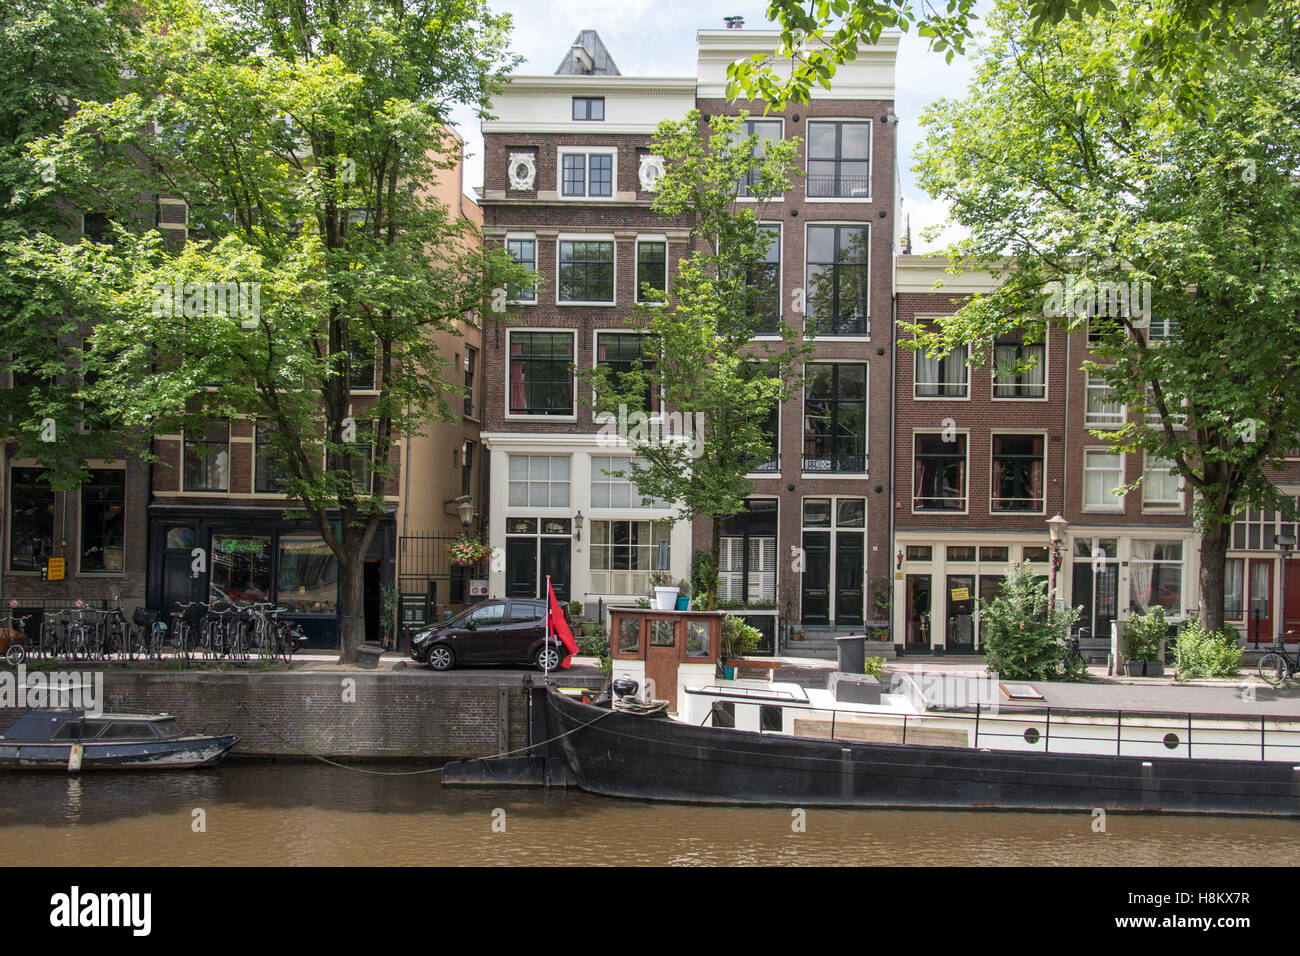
[508,152,536,191]
[638,154,665,192]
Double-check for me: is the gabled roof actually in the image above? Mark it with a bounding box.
[555,30,620,76]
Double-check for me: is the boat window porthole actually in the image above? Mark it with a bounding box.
[1023,727,1040,744]
[1163,733,1179,749]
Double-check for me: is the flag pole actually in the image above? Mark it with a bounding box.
[544,574,552,682]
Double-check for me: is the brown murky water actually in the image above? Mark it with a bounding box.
[0,760,1296,866]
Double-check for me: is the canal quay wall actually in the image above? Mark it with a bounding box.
[0,669,606,759]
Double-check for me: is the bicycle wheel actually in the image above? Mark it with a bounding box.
[1259,652,1290,687]
[5,642,24,666]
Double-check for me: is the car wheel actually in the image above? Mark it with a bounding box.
[427,645,455,671]
[535,645,561,671]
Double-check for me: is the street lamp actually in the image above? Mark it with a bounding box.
[1046,514,1069,620]
[1277,532,1295,645]
[456,498,474,529]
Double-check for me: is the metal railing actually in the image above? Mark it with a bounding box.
[802,452,866,474]
[806,175,871,198]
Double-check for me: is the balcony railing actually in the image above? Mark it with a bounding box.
[809,315,867,336]
[802,452,866,474]
[806,175,871,199]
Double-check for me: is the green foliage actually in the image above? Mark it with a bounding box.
[577,630,606,658]
[721,614,762,661]
[979,562,1082,681]
[1174,621,1243,679]
[568,600,584,619]
[864,656,886,679]
[726,0,1267,117]
[691,550,716,606]
[908,0,1300,631]
[1121,607,1167,662]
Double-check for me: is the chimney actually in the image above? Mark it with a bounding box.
[723,16,744,29]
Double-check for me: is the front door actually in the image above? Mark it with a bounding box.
[835,532,864,626]
[946,574,976,653]
[539,539,570,605]
[801,532,831,625]
[905,574,931,651]
[645,617,679,712]
[1248,558,1273,645]
[505,539,536,599]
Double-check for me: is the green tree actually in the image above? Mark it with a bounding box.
[907,0,1300,632]
[581,110,810,609]
[18,0,528,661]
[979,562,1081,681]
[0,0,140,485]
[728,0,1268,115]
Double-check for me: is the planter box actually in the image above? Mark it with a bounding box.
[1124,660,1143,678]
[1144,660,1165,677]
[356,642,384,670]
[580,621,599,637]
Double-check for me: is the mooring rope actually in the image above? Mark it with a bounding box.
[235,698,614,776]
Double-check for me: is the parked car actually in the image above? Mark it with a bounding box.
[409,599,567,671]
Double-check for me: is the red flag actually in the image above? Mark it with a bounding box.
[547,578,579,669]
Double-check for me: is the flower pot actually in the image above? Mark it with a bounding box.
[674,594,690,611]
[653,587,679,610]
[722,665,735,680]
[580,620,599,637]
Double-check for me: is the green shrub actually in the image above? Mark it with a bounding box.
[1174,621,1242,680]
[864,656,886,679]
[721,614,762,660]
[578,630,606,657]
[1121,606,1167,662]
[979,562,1082,681]
[691,549,715,606]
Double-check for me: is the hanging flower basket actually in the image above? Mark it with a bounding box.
[447,535,491,566]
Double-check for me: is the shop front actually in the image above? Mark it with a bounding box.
[147,504,396,650]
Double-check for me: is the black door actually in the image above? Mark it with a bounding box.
[505,539,536,599]
[161,526,200,610]
[1072,561,1117,643]
[801,532,831,625]
[947,574,976,653]
[539,539,571,605]
[906,574,932,650]
[835,532,864,626]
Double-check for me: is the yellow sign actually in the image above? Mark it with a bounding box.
[950,587,970,601]
[46,558,65,581]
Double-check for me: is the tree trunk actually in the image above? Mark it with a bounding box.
[337,553,366,664]
[1199,521,1229,633]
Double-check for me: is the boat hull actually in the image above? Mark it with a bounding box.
[0,735,239,771]
[535,688,1300,816]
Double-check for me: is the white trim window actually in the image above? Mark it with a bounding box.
[1085,372,1125,428]
[505,235,537,304]
[915,344,969,399]
[805,120,871,199]
[558,148,616,199]
[1130,539,1184,616]
[1142,455,1183,510]
[507,455,570,508]
[1083,449,1124,511]
[507,330,575,417]
[1147,315,1180,343]
[557,238,615,304]
[589,519,671,596]
[590,457,666,509]
[992,337,1046,399]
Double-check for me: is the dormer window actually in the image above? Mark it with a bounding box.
[573,97,604,121]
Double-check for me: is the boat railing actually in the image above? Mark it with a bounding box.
[741,699,1300,762]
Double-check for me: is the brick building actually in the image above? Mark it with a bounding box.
[479,25,899,653]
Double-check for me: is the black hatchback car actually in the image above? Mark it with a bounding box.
[409,599,567,671]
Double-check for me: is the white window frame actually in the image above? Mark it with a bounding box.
[1084,371,1125,428]
[913,340,970,400]
[555,235,616,307]
[911,429,969,515]
[589,456,667,510]
[504,328,577,422]
[988,431,1047,515]
[506,454,572,509]
[1082,448,1125,513]
[556,147,618,200]
[1141,453,1184,512]
[990,336,1048,401]
[804,118,872,202]
[505,233,538,305]
[634,234,668,304]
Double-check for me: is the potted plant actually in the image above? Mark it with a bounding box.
[446,534,491,566]
[720,614,763,678]
[1121,607,1166,677]
[648,569,677,610]
[675,577,692,611]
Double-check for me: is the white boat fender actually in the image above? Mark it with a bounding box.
[68,744,83,774]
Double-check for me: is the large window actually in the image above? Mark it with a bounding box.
[915,344,969,398]
[463,346,477,419]
[1130,540,1184,616]
[1085,372,1124,427]
[1225,558,1244,618]
[737,119,784,197]
[990,435,1044,512]
[509,331,574,416]
[558,240,614,303]
[719,499,778,605]
[506,237,537,304]
[1231,499,1300,550]
[346,419,373,493]
[255,420,289,494]
[1083,450,1125,511]
[183,420,229,491]
[590,457,665,508]
[746,224,781,334]
[80,469,125,572]
[589,520,671,596]
[349,338,375,389]
[9,467,54,571]
[559,152,613,198]
[803,363,866,473]
[211,534,272,603]
[1142,455,1182,509]
[277,534,338,613]
[992,338,1046,399]
[635,241,667,303]
[596,332,656,412]
[913,434,967,511]
[507,455,570,508]
[806,225,868,335]
[806,121,870,198]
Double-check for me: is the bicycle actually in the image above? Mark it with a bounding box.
[3,602,32,666]
[1258,630,1299,686]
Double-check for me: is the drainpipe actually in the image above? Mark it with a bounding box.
[890,274,898,646]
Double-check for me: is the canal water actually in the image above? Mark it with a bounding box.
[1,760,1296,866]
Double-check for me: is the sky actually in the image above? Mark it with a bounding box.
[448,1,981,252]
